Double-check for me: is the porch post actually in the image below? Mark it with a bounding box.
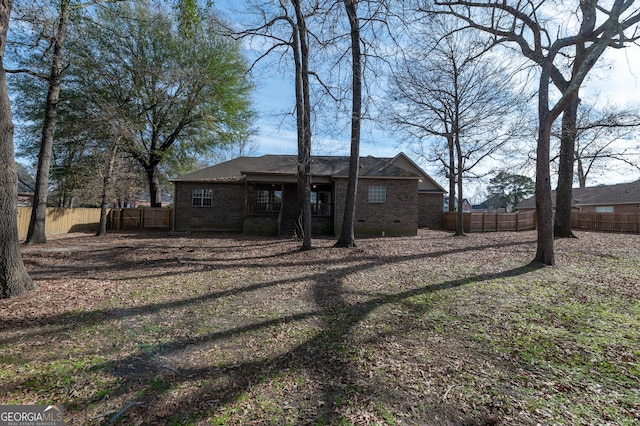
[244,179,248,216]
[278,184,284,235]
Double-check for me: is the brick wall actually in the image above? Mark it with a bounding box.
[418,192,444,229]
[334,178,419,236]
[176,178,437,236]
[174,182,245,231]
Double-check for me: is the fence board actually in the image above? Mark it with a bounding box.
[17,207,103,240]
[143,208,173,228]
[109,208,173,230]
[443,211,536,233]
[448,211,640,234]
[572,211,640,233]
[121,209,143,229]
[16,207,174,240]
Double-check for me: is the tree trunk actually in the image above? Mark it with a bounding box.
[97,140,118,236]
[297,162,312,249]
[533,68,555,265]
[447,135,455,212]
[335,0,361,248]
[292,0,312,251]
[97,177,110,236]
[554,94,579,238]
[534,122,555,265]
[25,0,70,244]
[554,1,594,239]
[576,155,586,188]
[454,134,465,236]
[0,0,37,298]
[146,165,162,208]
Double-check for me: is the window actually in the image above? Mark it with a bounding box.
[192,189,213,207]
[255,188,282,214]
[257,189,270,205]
[368,186,386,203]
[595,206,614,213]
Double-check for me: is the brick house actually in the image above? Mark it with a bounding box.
[517,180,640,213]
[171,153,445,237]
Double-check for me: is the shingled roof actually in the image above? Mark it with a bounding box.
[172,154,421,182]
[517,180,640,209]
[17,163,35,195]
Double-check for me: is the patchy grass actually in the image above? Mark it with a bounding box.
[1,230,638,425]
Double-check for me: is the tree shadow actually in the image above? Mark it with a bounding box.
[4,233,541,424]
[103,271,540,422]
[3,236,534,336]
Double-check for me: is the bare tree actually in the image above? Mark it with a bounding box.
[554,95,581,238]
[553,0,601,238]
[387,17,525,236]
[334,0,362,248]
[429,0,640,265]
[0,0,36,298]
[571,102,640,188]
[328,0,403,246]
[292,0,313,250]
[236,0,329,250]
[238,1,400,247]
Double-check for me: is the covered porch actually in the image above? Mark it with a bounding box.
[242,175,335,237]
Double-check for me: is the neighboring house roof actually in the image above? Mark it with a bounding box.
[517,180,640,209]
[444,197,472,211]
[17,164,35,195]
[172,154,446,193]
[473,194,506,210]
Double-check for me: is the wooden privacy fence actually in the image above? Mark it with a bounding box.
[572,211,640,233]
[443,211,536,233]
[16,207,174,240]
[108,208,173,230]
[17,207,102,240]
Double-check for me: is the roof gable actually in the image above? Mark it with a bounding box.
[387,153,446,193]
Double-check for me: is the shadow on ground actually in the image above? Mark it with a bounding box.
[4,231,543,425]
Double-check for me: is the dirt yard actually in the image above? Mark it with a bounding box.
[1,230,639,425]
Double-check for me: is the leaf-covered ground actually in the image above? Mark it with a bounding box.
[1,229,639,425]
